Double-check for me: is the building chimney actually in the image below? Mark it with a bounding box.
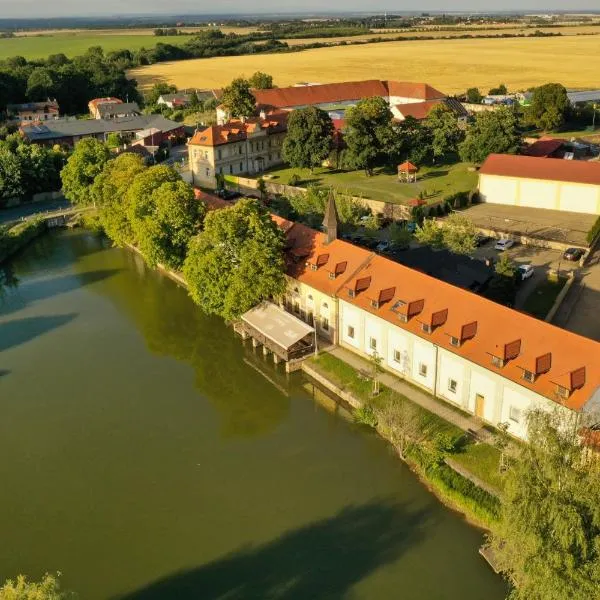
[322,189,339,245]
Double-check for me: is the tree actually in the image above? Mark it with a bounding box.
[126,165,201,269]
[0,572,71,599]
[485,253,518,306]
[106,132,123,149]
[459,107,521,164]
[91,153,146,245]
[465,87,483,104]
[26,67,54,100]
[183,199,286,321]
[0,147,24,200]
[344,97,395,175]
[527,83,570,131]
[248,71,274,89]
[395,116,434,166]
[60,138,110,205]
[282,107,334,171]
[375,398,427,460]
[441,213,477,255]
[370,350,383,396]
[415,219,444,249]
[388,222,413,248]
[424,104,464,161]
[488,83,508,95]
[220,77,256,119]
[489,409,600,600]
[145,82,177,107]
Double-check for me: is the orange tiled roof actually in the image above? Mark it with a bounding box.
[479,153,600,186]
[394,100,443,120]
[340,254,600,411]
[252,80,445,109]
[88,97,122,109]
[194,189,231,211]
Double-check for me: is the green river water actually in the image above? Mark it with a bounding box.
[0,230,508,600]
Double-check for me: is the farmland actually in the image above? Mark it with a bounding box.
[128,34,600,94]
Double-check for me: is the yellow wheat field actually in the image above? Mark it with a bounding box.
[128,35,600,94]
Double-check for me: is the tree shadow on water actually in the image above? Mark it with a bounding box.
[116,500,432,600]
[0,313,78,352]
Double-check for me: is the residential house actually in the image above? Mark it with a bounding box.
[97,102,141,120]
[392,97,468,123]
[7,100,59,124]
[187,112,288,187]
[157,92,193,109]
[478,154,600,215]
[88,97,123,119]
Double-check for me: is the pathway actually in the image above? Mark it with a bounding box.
[327,346,496,444]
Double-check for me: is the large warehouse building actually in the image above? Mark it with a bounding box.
[478,154,600,215]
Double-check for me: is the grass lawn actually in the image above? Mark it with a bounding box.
[522,276,567,319]
[451,442,505,491]
[263,163,477,205]
[0,32,186,60]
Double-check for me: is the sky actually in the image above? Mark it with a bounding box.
[0,1,599,19]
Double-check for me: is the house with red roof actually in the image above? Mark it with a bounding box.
[478,153,600,215]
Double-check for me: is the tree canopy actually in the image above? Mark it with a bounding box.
[221,77,256,119]
[527,83,570,131]
[60,138,110,205]
[0,572,71,600]
[282,107,334,171]
[459,107,521,164]
[248,71,274,89]
[183,199,286,321]
[465,87,483,104]
[424,104,464,161]
[440,213,478,255]
[344,96,395,176]
[490,409,600,600]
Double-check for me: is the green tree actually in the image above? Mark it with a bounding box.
[282,107,333,171]
[465,87,483,104]
[459,107,521,164]
[91,153,146,245]
[441,213,477,255]
[183,198,286,321]
[396,116,434,166]
[488,83,508,95]
[26,67,54,100]
[415,219,444,249]
[60,138,110,205]
[344,96,395,175]
[248,71,274,89]
[126,165,201,269]
[0,147,24,200]
[145,82,177,107]
[424,103,464,161]
[105,132,124,149]
[485,253,518,306]
[490,409,600,600]
[220,77,256,119]
[527,83,570,131]
[0,572,72,599]
[388,222,413,248]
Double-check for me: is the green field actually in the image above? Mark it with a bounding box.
[0,33,186,60]
[263,163,477,205]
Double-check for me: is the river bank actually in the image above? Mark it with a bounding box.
[0,218,46,264]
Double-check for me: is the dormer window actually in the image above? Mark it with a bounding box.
[522,370,535,383]
[450,336,460,347]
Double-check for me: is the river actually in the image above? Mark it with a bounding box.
[0,230,508,600]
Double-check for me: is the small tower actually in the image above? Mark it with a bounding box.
[322,190,339,245]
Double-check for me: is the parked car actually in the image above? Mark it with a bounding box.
[563,247,585,262]
[518,264,534,280]
[475,234,492,247]
[406,222,417,234]
[494,239,514,251]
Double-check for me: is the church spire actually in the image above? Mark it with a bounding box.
[322,189,339,245]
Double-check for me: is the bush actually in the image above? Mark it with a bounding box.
[0,217,45,263]
[353,404,378,428]
[444,191,469,209]
[289,173,301,187]
[587,216,600,244]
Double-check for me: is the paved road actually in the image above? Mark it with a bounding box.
[0,198,72,225]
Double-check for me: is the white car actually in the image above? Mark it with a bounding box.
[518,264,534,280]
[494,239,514,251]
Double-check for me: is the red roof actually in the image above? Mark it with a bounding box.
[398,161,419,173]
[523,138,564,158]
[479,154,600,186]
[194,189,231,211]
[252,80,445,109]
[395,100,443,120]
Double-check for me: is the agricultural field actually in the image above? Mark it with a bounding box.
[128,34,600,94]
[262,163,477,205]
[0,31,187,60]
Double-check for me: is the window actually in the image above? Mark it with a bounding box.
[556,385,570,399]
[347,326,355,339]
[370,299,379,309]
[218,167,223,175]
[418,363,428,377]
[348,289,355,298]
[217,149,222,160]
[307,294,313,304]
[321,317,329,331]
[300,309,306,320]
[239,146,242,155]
[293,301,300,314]
[491,355,504,368]
[205,168,210,177]
[393,349,401,363]
[448,379,457,393]
[509,406,521,423]
[421,323,432,334]
[369,337,377,351]
[522,370,535,383]
[450,336,460,347]
[240,162,243,172]
[229,165,233,175]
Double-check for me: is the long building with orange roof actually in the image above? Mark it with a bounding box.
[274,195,600,441]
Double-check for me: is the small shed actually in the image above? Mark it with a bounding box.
[398,161,419,182]
[240,301,315,363]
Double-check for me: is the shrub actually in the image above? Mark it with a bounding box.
[444,191,469,209]
[289,173,301,187]
[587,216,600,244]
[353,404,378,428]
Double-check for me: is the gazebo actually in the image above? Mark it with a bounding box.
[398,161,419,183]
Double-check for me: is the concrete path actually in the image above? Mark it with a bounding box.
[327,345,496,444]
